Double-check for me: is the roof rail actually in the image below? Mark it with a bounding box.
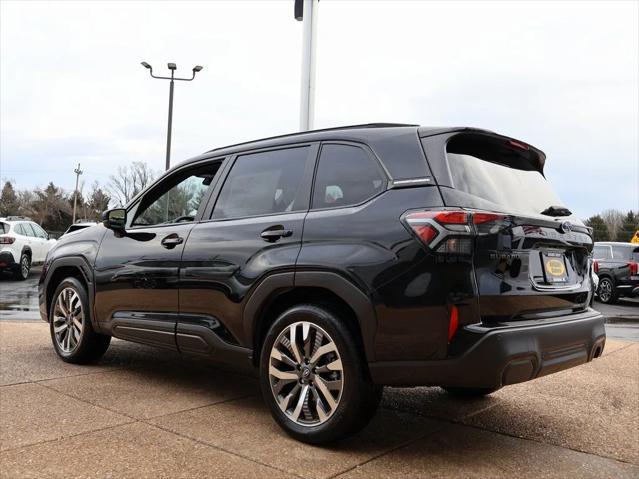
[205,123,418,153]
[3,216,33,221]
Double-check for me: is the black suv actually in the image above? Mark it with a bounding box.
[39,124,605,444]
[593,242,639,303]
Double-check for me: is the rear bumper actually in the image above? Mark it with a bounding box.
[617,283,639,297]
[369,309,605,388]
[0,251,17,268]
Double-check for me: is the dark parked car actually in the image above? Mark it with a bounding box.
[39,124,605,444]
[593,242,639,303]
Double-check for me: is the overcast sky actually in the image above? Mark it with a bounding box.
[1,0,637,218]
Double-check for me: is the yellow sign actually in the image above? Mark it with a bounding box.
[546,259,566,276]
[631,230,639,244]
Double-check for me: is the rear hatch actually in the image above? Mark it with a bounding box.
[430,132,592,323]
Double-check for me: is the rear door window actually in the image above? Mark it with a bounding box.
[30,223,48,239]
[312,144,385,209]
[612,245,636,260]
[212,147,311,220]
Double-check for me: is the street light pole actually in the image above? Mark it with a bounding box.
[141,62,203,171]
[72,163,82,224]
[165,69,175,172]
[295,0,318,131]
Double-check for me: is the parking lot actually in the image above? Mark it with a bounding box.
[1,269,638,478]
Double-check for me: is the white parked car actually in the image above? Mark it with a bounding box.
[0,216,57,280]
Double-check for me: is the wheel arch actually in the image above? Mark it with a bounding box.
[44,257,96,326]
[244,271,377,366]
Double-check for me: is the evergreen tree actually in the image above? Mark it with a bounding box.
[0,181,19,216]
[584,215,610,241]
[619,210,638,242]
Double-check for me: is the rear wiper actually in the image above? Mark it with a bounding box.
[540,205,572,217]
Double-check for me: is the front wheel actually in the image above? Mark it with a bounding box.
[260,304,382,444]
[597,278,618,304]
[49,277,111,364]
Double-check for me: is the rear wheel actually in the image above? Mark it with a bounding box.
[260,304,382,444]
[13,253,30,280]
[597,277,618,304]
[49,277,111,363]
[443,386,501,397]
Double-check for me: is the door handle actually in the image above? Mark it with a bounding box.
[161,234,184,249]
[260,226,293,242]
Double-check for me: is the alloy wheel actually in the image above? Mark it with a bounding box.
[52,287,84,353]
[268,321,344,426]
[20,256,29,278]
[598,280,612,303]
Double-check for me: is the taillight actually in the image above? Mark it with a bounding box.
[448,305,459,343]
[629,261,638,275]
[593,261,599,274]
[403,209,505,254]
[0,236,15,244]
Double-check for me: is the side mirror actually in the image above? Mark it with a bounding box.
[102,208,127,230]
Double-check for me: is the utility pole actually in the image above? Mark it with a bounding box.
[141,62,204,171]
[72,163,82,224]
[295,0,318,131]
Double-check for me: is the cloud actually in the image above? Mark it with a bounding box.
[1,0,637,217]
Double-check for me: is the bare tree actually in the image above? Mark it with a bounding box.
[600,208,624,241]
[108,161,155,206]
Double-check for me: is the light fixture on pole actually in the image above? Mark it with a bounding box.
[295,0,318,131]
[141,62,204,171]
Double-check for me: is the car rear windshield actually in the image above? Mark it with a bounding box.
[444,133,568,217]
[0,222,8,234]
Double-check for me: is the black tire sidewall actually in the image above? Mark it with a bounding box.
[259,304,372,444]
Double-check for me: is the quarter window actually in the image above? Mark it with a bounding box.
[212,147,310,220]
[312,144,385,209]
[593,246,612,260]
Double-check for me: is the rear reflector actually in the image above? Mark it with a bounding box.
[448,305,459,343]
[413,225,438,244]
[0,237,15,244]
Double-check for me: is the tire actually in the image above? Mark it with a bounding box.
[443,386,501,397]
[260,304,382,445]
[13,253,30,280]
[597,277,618,304]
[49,277,111,364]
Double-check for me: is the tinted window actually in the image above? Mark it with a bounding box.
[30,223,48,239]
[312,144,385,209]
[593,246,611,260]
[0,222,7,234]
[133,162,220,227]
[444,134,570,218]
[18,223,36,237]
[212,147,310,219]
[612,245,636,260]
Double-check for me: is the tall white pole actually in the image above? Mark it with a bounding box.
[299,0,318,131]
